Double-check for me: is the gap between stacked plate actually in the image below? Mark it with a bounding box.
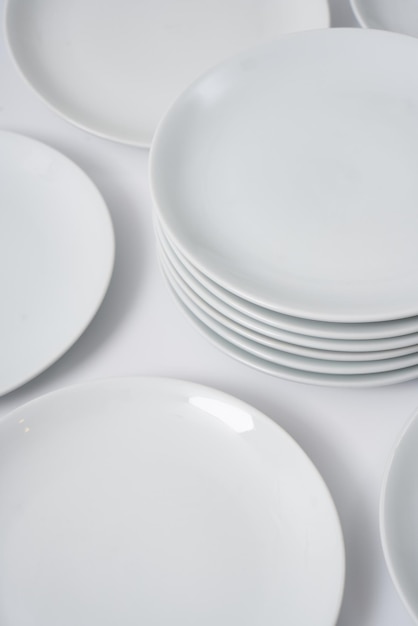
[155,220,418,354]
[160,262,418,387]
[157,232,418,364]
[159,247,418,377]
[157,219,418,341]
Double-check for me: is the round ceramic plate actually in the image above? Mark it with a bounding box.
[157,236,418,362]
[0,131,114,396]
[0,377,344,625]
[157,219,418,341]
[381,409,418,622]
[161,268,418,388]
[351,0,418,38]
[161,255,418,376]
[156,224,418,354]
[151,29,418,322]
[4,0,329,147]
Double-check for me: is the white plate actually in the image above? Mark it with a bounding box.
[161,267,418,387]
[157,219,418,341]
[380,409,418,623]
[0,131,114,396]
[151,29,418,322]
[161,254,418,376]
[158,237,418,363]
[156,224,418,354]
[0,377,345,625]
[351,0,418,38]
[4,0,329,147]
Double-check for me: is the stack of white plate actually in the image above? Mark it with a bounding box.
[150,28,418,387]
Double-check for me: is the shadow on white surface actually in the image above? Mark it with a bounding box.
[336,488,379,625]
[329,0,359,26]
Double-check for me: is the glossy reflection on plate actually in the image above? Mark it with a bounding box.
[381,409,418,623]
[0,378,344,626]
[151,29,418,322]
[0,131,114,396]
[5,0,329,146]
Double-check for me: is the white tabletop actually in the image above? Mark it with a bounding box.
[0,1,416,624]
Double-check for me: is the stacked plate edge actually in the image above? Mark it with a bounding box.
[150,28,418,387]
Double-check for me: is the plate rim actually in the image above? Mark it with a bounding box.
[349,0,369,27]
[380,407,418,624]
[0,130,115,396]
[161,262,418,387]
[157,236,418,362]
[161,251,418,376]
[156,217,418,343]
[156,219,418,354]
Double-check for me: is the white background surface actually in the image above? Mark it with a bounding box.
[0,1,416,624]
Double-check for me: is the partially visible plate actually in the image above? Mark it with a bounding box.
[0,377,345,625]
[0,131,114,395]
[381,409,418,622]
[351,0,418,38]
[5,0,329,146]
